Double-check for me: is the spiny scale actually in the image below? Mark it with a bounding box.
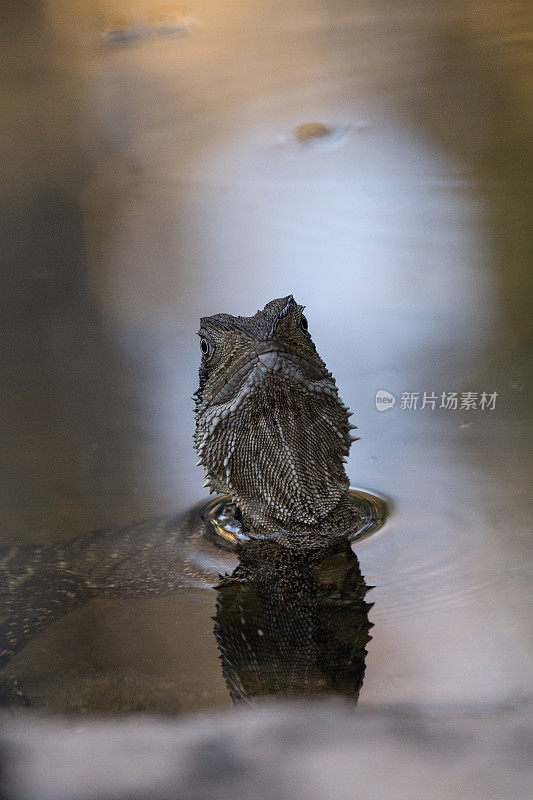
[194,296,364,541]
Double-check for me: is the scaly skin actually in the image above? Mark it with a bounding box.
[194,295,362,544]
[0,509,215,669]
[0,296,371,705]
[215,538,372,702]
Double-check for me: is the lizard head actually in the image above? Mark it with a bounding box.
[194,295,358,538]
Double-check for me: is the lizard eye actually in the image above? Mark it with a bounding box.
[300,314,308,332]
[200,337,214,359]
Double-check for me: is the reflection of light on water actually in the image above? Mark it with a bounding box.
[81,0,495,379]
[85,106,494,374]
[185,118,492,373]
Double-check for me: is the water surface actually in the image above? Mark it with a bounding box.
[0,0,531,712]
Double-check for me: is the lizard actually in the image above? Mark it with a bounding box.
[215,537,372,702]
[0,295,374,704]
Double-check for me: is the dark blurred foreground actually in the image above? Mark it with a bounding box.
[1,701,531,800]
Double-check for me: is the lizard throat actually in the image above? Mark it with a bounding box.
[195,375,353,536]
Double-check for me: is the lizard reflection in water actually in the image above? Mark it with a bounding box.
[0,296,376,706]
[215,538,372,702]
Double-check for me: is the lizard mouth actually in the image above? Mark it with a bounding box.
[207,347,328,409]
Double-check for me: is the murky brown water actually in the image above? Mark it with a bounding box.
[1,0,531,713]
